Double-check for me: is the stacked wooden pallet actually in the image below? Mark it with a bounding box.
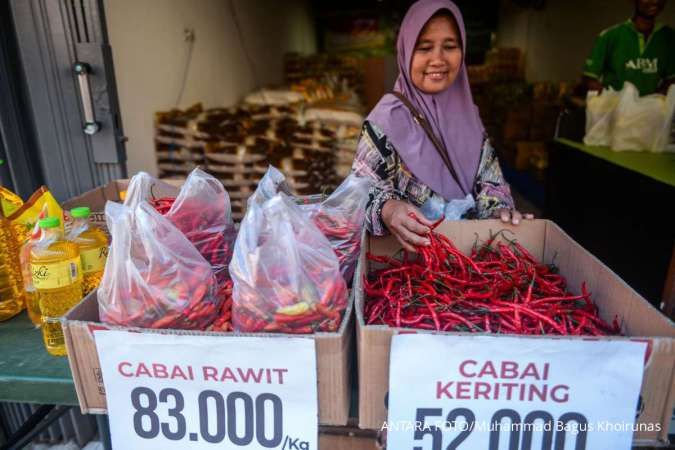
[304,107,364,178]
[155,104,342,220]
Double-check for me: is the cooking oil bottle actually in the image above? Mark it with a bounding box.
[67,207,108,295]
[30,217,83,356]
[21,241,41,325]
[0,210,24,321]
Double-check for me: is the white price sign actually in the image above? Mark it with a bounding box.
[95,330,317,450]
[387,334,647,450]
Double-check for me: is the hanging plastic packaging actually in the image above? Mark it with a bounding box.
[611,82,675,152]
[584,87,619,147]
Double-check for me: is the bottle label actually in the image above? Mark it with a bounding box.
[80,246,108,273]
[31,257,83,289]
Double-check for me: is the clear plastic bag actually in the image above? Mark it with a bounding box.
[612,82,675,152]
[164,169,236,285]
[248,165,291,206]
[584,88,619,147]
[123,171,179,209]
[99,201,219,329]
[124,169,235,284]
[310,174,371,283]
[230,192,347,333]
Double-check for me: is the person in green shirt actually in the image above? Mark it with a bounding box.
[583,0,675,95]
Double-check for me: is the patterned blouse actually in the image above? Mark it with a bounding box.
[351,121,514,236]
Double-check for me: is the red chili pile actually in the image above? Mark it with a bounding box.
[364,218,620,336]
[312,209,361,280]
[234,280,347,334]
[145,277,217,330]
[104,262,219,330]
[150,196,234,332]
[207,279,233,332]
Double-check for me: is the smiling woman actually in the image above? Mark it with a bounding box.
[351,0,532,253]
[410,11,463,95]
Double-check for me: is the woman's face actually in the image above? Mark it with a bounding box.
[410,14,462,95]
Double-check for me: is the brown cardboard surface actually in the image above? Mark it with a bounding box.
[62,178,183,233]
[356,219,675,445]
[319,432,377,450]
[62,290,353,426]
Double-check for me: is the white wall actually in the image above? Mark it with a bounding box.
[104,0,316,176]
[497,0,675,82]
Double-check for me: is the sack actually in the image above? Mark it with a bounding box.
[612,82,675,152]
[99,201,219,329]
[310,174,371,283]
[583,88,619,147]
[230,188,347,334]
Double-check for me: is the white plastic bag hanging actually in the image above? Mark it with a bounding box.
[654,85,675,152]
[229,191,347,334]
[612,82,675,152]
[310,174,371,283]
[584,88,619,147]
[99,201,219,329]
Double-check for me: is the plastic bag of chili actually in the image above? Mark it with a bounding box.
[98,201,219,330]
[309,174,371,284]
[124,170,236,287]
[162,169,236,285]
[229,189,347,334]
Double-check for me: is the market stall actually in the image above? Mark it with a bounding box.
[2,165,674,449]
[547,139,675,313]
[2,0,675,449]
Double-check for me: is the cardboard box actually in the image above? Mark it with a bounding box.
[62,290,354,426]
[61,179,182,234]
[318,434,377,450]
[355,220,675,446]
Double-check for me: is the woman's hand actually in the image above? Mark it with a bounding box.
[495,208,535,225]
[382,199,432,252]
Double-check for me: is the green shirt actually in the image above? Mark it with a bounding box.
[584,19,675,95]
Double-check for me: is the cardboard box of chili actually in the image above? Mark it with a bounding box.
[354,219,675,444]
[60,180,354,426]
[62,290,354,426]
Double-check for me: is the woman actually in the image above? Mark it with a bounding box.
[352,0,532,253]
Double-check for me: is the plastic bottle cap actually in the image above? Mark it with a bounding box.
[38,217,60,229]
[71,206,91,219]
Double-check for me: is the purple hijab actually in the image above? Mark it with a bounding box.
[367,0,484,201]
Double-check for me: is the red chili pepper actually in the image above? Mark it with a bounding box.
[364,229,620,337]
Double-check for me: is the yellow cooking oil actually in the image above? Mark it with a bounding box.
[30,217,83,356]
[0,211,25,321]
[20,240,41,325]
[67,207,108,295]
